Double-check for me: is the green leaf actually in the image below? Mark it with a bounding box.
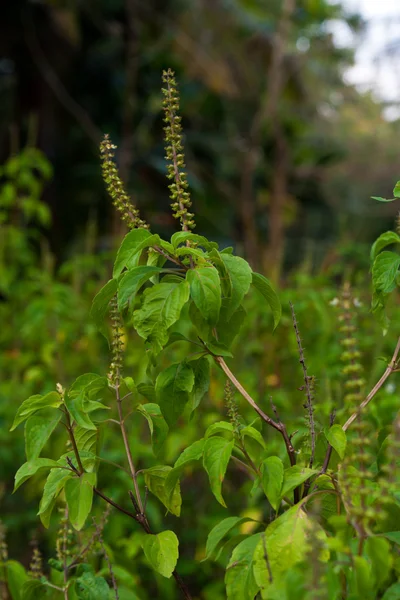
[69,373,108,398]
[65,472,96,530]
[155,362,195,426]
[216,302,246,347]
[281,466,319,498]
[21,580,47,600]
[251,273,281,330]
[164,439,205,503]
[221,254,252,319]
[381,532,400,545]
[136,403,169,456]
[253,505,329,597]
[24,412,61,460]
[204,516,259,562]
[118,265,164,310]
[205,421,234,439]
[372,251,400,294]
[241,425,266,450]
[372,290,390,332]
[261,456,284,511]
[5,561,29,600]
[74,426,98,455]
[394,181,400,198]
[382,582,400,600]
[89,279,117,338]
[188,356,210,412]
[14,458,61,491]
[189,300,212,341]
[365,537,392,589]
[113,229,156,278]
[171,231,218,250]
[176,246,207,260]
[142,530,179,579]
[65,374,108,431]
[38,468,73,527]
[203,436,234,507]
[187,265,221,326]
[371,196,396,203]
[371,231,400,262]
[203,340,233,357]
[143,465,182,516]
[225,533,262,600]
[133,281,190,354]
[11,391,62,431]
[65,391,97,431]
[350,556,373,597]
[325,425,347,459]
[75,571,110,600]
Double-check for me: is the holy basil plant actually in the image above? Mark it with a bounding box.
[7,70,400,600]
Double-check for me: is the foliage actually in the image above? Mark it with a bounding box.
[2,71,400,600]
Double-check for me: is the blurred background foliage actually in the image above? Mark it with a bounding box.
[1,0,400,598]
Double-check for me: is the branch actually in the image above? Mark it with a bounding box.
[343,336,400,432]
[214,356,297,469]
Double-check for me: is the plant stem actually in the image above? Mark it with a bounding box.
[343,336,400,432]
[214,356,297,467]
[290,302,316,469]
[115,380,144,514]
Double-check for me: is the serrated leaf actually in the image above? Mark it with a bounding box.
[171,231,218,250]
[90,279,118,338]
[281,466,319,498]
[203,340,233,357]
[133,281,190,355]
[220,254,252,319]
[142,530,179,578]
[11,391,62,431]
[216,301,247,347]
[14,458,61,491]
[118,265,164,310]
[65,391,97,431]
[136,403,169,456]
[204,516,259,562]
[372,251,400,294]
[225,533,262,600]
[164,439,205,503]
[187,265,221,326]
[65,472,96,530]
[155,362,195,426]
[203,437,234,507]
[38,468,73,526]
[188,356,210,412]
[143,466,182,516]
[189,300,212,340]
[325,425,347,459]
[261,456,284,511]
[251,273,281,330]
[371,231,400,262]
[113,229,156,278]
[69,373,108,398]
[205,421,234,439]
[24,412,61,460]
[253,505,329,597]
[75,571,110,600]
